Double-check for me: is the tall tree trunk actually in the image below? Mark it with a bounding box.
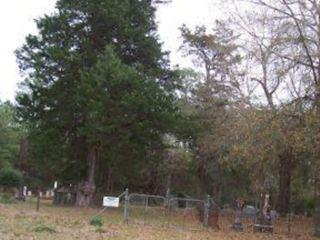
[277,151,292,216]
[196,157,206,199]
[106,168,115,194]
[76,147,97,207]
[166,173,172,193]
[18,137,29,171]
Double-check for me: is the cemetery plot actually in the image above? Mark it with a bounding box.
[127,194,167,227]
[167,198,205,230]
[0,199,316,240]
[125,192,208,230]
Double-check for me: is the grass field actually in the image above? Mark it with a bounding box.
[0,199,317,240]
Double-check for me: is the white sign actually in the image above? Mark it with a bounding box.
[103,196,119,207]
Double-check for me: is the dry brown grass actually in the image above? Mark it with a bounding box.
[0,199,317,240]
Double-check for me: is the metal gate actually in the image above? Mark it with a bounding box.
[122,189,210,230]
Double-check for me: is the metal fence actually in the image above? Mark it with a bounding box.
[92,189,317,236]
[167,197,207,230]
[121,189,211,230]
[127,193,166,227]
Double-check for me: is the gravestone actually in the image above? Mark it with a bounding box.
[23,186,27,197]
[16,186,26,201]
[232,197,245,231]
[197,198,220,230]
[244,205,257,221]
[208,199,221,230]
[208,209,220,230]
[53,186,76,206]
[254,193,274,233]
[177,193,186,208]
[46,190,51,198]
[27,191,32,196]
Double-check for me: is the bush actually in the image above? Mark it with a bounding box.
[32,223,56,233]
[0,193,15,204]
[90,216,103,227]
[95,227,106,233]
[0,168,22,188]
[292,197,316,215]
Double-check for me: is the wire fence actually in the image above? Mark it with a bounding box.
[91,189,318,236]
[127,193,166,227]
[121,189,211,230]
[166,197,206,230]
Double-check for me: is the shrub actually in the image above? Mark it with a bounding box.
[90,216,103,227]
[292,197,316,215]
[95,227,106,233]
[0,193,14,204]
[0,168,22,188]
[32,223,56,233]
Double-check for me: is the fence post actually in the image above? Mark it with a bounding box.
[36,188,40,212]
[166,188,170,207]
[203,195,210,228]
[287,212,292,235]
[123,188,129,224]
[165,189,171,228]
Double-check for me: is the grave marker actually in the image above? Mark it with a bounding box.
[232,197,245,231]
[254,193,274,233]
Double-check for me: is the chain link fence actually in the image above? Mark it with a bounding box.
[127,193,167,227]
[167,197,206,230]
[92,189,316,236]
[121,189,211,230]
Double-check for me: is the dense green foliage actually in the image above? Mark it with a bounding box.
[15,0,180,200]
[0,168,22,188]
[90,216,103,227]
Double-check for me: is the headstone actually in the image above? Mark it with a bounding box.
[177,193,186,208]
[23,186,27,197]
[232,197,245,231]
[220,207,233,216]
[54,181,58,189]
[244,205,256,220]
[46,190,51,198]
[39,191,43,198]
[254,193,274,233]
[53,186,76,206]
[208,201,220,230]
[27,191,32,196]
[270,210,279,220]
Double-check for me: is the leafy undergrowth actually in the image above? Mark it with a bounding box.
[0,200,317,240]
[0,193,16,204]
[33,223,56,233]
[90,216,103,227]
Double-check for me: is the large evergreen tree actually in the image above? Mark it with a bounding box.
[16,0,179,206]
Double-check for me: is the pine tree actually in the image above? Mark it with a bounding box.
[16,0,179,206]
